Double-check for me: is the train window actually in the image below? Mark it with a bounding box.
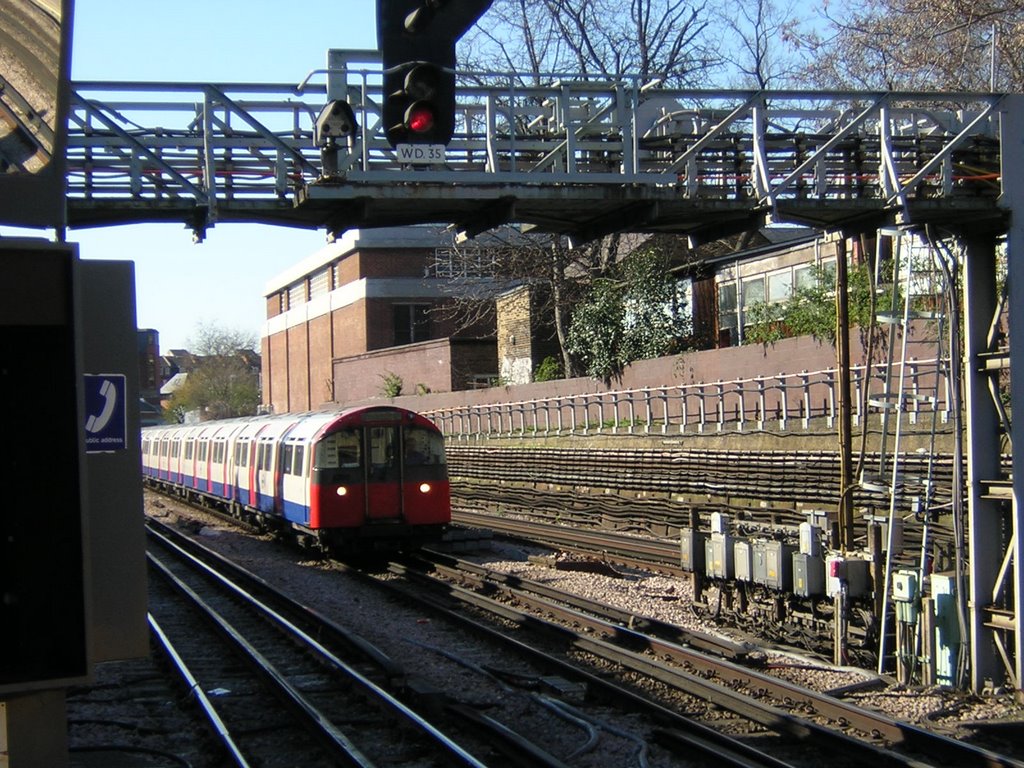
[256,443,265,470]
[281,444,294,475]
[368,426,398,470]
[314,430,360,469]
[199,442,208,462]
[294,445,305,475]
[185,440,194,460]
[172,440,180,458]
[239,442,248,467]
[261,442,273,471]
[403,426,445,465]
[142,439,149,455]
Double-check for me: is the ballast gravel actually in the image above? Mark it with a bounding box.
[68,491,1024,767]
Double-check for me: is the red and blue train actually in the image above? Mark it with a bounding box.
[141,405,450,552]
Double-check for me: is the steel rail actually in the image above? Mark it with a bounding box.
[452,507,685,572]
[147,518,406,683]
[147,614,253,768]
[382,560,927,767]
[147,525,490,768]
[143,493,794,767]
[339,559,797,768]
[149,553,379,767]
[387,558,1024,768]
[416,549,752,660]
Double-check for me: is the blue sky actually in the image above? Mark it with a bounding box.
[66,1,379,351]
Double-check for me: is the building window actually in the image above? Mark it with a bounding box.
[309,269,329,299]
[718,282,738,345]
[430,246,497,278]
[288,281,307,307]
[741,275,765,307]
[394,304,431,346]
[767,270,792,303]
[794,264,816,291]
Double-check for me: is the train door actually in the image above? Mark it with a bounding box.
[254,437,276,514]
[233,438,249,505]
[365,424,402,521]
[277,440,309,524]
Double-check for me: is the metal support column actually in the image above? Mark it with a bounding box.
[963,231,1004,691]
[965,92,1024,692]
[1001,93,1024,691]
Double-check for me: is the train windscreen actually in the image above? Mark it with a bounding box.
[313,429,363,484]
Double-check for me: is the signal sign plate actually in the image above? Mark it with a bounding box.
[396,143,446,164]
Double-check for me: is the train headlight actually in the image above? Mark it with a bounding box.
[418,483,431,494]
[336,486,348,496]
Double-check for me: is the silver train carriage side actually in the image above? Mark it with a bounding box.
[141,405,450,551]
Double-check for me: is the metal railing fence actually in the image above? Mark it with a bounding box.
[425,358,950,440]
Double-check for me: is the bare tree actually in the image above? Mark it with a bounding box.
[714,0,813,88]
[189,321,258,357]
[462,0,721,86]
[450,1,722,376]
[166,323,260,421]
[429,230,628,377]
[796,0,1024,91]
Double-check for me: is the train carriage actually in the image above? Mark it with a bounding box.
[142,405,450,552]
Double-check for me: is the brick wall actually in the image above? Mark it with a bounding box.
[333,338,497,402]
[496,285,532,384]
[382,330,868,413]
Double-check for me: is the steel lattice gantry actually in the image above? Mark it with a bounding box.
[63,56,1024,693]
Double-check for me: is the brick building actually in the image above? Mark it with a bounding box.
[137,328,161,408]
[261,227,497,413]
[496,283,561,385]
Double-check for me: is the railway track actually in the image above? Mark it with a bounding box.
[404,549,1024,768]
[146,520,490,767]
[446,445,963,514]
[363,558,1003,768]
[140,495,817,766]
[453,507,685,573]
[139,490,1024,767]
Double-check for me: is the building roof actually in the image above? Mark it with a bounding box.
[264,225,449,296]
[160,372,188,396]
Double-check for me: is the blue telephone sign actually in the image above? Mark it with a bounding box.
[84,373,127,452]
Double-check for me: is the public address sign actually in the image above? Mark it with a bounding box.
[83,373,127,453]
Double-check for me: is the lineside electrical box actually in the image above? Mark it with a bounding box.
[793,553,825,597]
[755,540,795,591]
[734,539,753,582]
[826,556,871,598]
[705,533,734,579]
[931,572,960,687]
[680,529,705,573]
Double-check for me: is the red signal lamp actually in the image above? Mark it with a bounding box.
[405,103,437,134]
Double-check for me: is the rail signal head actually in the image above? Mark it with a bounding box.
[314,100,358,147]
[377,0,494,147]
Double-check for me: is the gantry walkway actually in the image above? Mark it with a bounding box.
[67,51,1010,243]
[63,53,1024,697]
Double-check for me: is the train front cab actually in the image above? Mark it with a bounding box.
[309,407,450,546]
